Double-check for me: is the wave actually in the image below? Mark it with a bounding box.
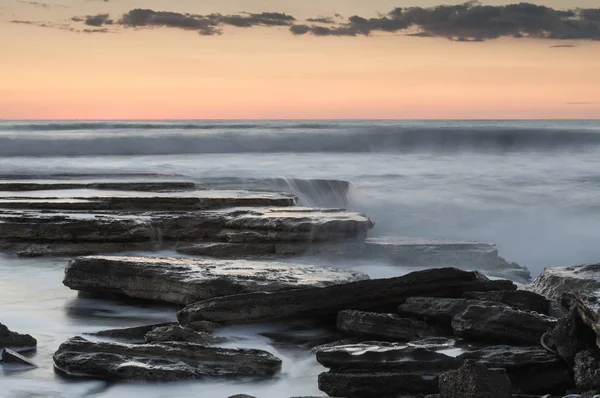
[1,125,600,156]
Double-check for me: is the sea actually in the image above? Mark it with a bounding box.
[1,119,600,397]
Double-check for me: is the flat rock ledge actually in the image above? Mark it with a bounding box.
[0,322,37,349]
[529,263,600,300]
[53,336,282,381]
[177,267,516,325]
[63,255,368,305]
[337,310,439,341]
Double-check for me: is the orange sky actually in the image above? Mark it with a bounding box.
[1,0,599,119]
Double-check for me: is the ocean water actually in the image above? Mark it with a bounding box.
[1,119,600,397]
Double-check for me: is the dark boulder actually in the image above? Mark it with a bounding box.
[462,290,550,315]
[551,306,597,367]
[438,360,511,398]
[0,322,37,348]
[398,297,504,326]
[574,349,600,392]
[1,348,37,367]
[144,325,225,345]
[337,310,439,341]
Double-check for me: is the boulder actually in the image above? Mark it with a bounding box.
[530,264,600,300]
[178,268,516,325]
[144,325,225,345]
[451,305,556,345]
[462,290,550,315]
[91,323,177,340]
[551,306,597,366]
[317,343,459,397]
[1,348,37,367]
[458,345,572,394]
[53,336,282,381]
[576,291,600,348]
[574,349,600,391]
[0,322,37,348]
[63,256,368,305]
[398,297,505,326]
[337,310,439,341]
[438,360,511,398]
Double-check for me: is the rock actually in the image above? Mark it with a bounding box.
[1,348,37,367]
[337,310,439,341]
[178,268,516,325]
[462,290,550,315]
[0,322,37,348]
[551,306,597,366]
[316,342,459,371]
[228,395,257,398]
[576,291,600,348]
[451,305,556,345]
[438,360,511,398]
[458,345,572,394]
[53,336,282,381]
[529,264,600,300]
[0,181,197,192]
[91,323,177,340]
[575,350,600,391]
[398,297,505,326]
[63,255,368,305]
[144,325,225,345]
[407,337,457,350]
[176,242,276,257]
[187,321,221,333]
[0,241,159,258]
[316,342,460,397]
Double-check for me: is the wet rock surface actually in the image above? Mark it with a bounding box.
[530,264,600,300]
[337,310,439,341]
[90,323,178,340]
[574,350,600,391]
[53,336,282,381]
[457,345,572,394]
[178,268,516,325]
[551,306,597,367]
[63,255,368,305]
[0,322,37,348]
[438,360,512,398]
[1,348,38,368]
[576,291,600,347]
[144,325,226,345]
[462,290,550,315]
[451,305,556,344]
[398,297,505,326]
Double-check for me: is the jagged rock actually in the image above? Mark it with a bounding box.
[187,321,221,333]
[451,305,556,344]
[407,337,457,350]
[144,325,225,345]
[178,268,516,325]
[228,395,257,398]
[438,360,511,398]
[0,241,159,258]
[91,323,177,340]
[530,264,600,300]
[63,255,368,305]
[1,348,37,367]
[574,350,600,391]
[53,336,282,381]
[317,343,459,397]
[551,306,597,366]
[458,345,572,394]
[0,322,37,348]
[337,310,439,341]
[398,297,505,326]
[462,290,550,315]
[576,291,600,348]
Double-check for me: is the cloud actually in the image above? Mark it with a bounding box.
[306,17,335,24]
[84,14,113,27]
[16,1,49,8]
[290,2,600,41]
[550,44,576,48]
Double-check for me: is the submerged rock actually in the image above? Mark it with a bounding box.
[398,297,504,326]
[0,322,37,348]
[91,323,177,340]
[53,336,282,381]
[1,348,37,368]
[175,242,276,258]
[462,290,550,315]
[63,255,368,305]
[451,305,556,345]
[178,268,516,325]
[530,263,600,300]
[438,360,511,398]
[458,345,572,394]
[337,310,439,341]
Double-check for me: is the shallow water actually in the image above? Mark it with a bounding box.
[2,120,600,397]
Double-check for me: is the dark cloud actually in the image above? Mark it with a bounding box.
[550,44,576,48]
[16,1,49,8]
[306,17,335,24]
[211,12,295,27]
[83,28,109,33]
[11,19,75,31]
[85,13,112,27]
[290,2,600,41]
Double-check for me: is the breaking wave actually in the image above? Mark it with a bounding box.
[1,121,599,156]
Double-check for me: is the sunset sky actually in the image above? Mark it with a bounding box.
[1,0,599,119]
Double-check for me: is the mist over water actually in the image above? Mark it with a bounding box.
[2,119,600,397]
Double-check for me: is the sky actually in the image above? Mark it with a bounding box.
[1,0,599,119]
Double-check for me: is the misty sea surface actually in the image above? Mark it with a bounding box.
[1,119,600,397]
